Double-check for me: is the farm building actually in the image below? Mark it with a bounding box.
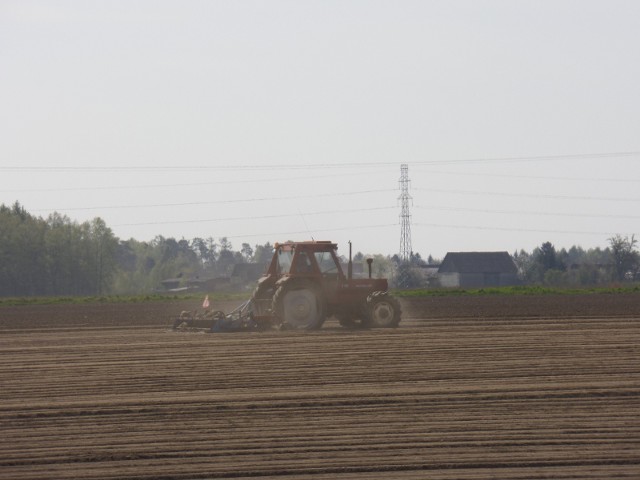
[186,276,231,292]
[438,251,519,288]
[159,277,188,292]
[231,263,269,286]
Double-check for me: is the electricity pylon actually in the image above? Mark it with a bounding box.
[399,164,412,262]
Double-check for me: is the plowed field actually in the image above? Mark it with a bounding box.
[1,294,639,479]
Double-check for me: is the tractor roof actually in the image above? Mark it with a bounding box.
[275,240,337,251]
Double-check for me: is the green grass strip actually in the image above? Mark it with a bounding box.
[393,284,640,297]
[0,292,248,307]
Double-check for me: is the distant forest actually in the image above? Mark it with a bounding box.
[0,202,638,297]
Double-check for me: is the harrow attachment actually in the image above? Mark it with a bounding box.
[172,300,260,333]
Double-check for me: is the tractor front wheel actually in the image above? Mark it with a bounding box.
[273,280,326,330]
[364,292,401,328]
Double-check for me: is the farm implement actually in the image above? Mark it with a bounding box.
[173,240,401,332]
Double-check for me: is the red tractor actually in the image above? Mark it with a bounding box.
[251,241,401,330]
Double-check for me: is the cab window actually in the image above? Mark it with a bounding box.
[277,250,293,274]
[314,251,339,274]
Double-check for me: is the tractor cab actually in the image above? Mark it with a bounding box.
[271,241,341,276]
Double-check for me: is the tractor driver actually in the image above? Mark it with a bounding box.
[294,251,313,273]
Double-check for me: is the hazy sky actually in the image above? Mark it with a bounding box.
[1,1,639,258]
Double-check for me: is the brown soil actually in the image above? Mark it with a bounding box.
[1,294,639,479]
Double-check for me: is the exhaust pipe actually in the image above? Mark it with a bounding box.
[348,241,353,280]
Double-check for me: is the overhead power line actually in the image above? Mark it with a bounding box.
[178,223,399,241]
[2,151,638,172]
[31,188,397,212]
[113,206,396,227]
[411,169,640,184]
[413,187,640,203]
[4,168,639,195]
[414,205,640,220]
[413,222,636,237]
[0,170,385,194]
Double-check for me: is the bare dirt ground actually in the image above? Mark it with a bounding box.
[1,294,639,479]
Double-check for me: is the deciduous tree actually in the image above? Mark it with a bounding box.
[609,234,639,281]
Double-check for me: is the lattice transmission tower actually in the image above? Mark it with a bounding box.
[398,164,412,262]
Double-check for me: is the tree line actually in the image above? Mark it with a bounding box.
[0,202,275,296]
[0,203,117,296]
[0,202,638,296]
[512,237,638,286]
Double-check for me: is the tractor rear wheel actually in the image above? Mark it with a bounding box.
[364,292,401,328]
[272,279,326,330]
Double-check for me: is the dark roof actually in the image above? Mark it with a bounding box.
[438,252,517,274]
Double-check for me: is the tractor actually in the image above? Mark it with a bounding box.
[250,240,401,330]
